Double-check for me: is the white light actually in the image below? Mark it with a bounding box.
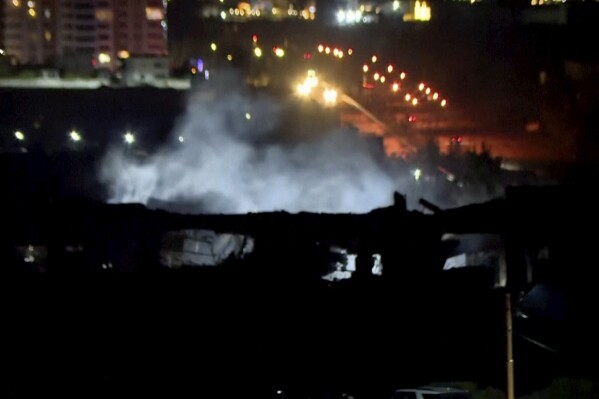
[220,11,226,19]
[15,130,25,141]
[254,47,262,57]
[323,88,338,105]
[178,136,184,143]
[413,168,422,181]
[441,99,447,107]
[27,1,33,7]
[393,0,400,11]
[98,52,111,64]
[210,42,217,51]
[0,49,5,55]
[69,130,81,142]
[227,54,233,61]
[336,9,345,23]
[124,132,135,145]
[400,72,406,80]
[245,112,251,120]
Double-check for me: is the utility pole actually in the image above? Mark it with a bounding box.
[506,292,515,399]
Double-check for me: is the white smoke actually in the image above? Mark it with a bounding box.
[100,73,401,214]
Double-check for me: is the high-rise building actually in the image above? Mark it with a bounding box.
[2,0,57,65]
[1,0,167,70]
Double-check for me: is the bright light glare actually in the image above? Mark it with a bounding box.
[412,98,418,106]
[245,112,252,120]
[227,54,233,61]
[425,87,431,95]
[178,136,184,143]
[296,83,311,96]
[318,44,324,53]
[363,64,369,73]
[413,168,422,181]
[98,52,111,64]
[274,48,285,57]
[333,48,339,56]
[371,55,377,63]
[325,47,331,54]
[418,83,425,91]
[380,75,386,83]
[254,47,262,57]
[323,88,338,105]
[220,11,226,19]
[441,99,447,107]
[348,48,353,55]
[387,65,393,73]
[124,132,135,145]
[15,130,25,141]
[373,72,380,81]
[405,94,411,101]
[69,130,81,142]
[210,42,217,51]
[433,92,439,100]
[392,83,399,92]
[400,72,406,80]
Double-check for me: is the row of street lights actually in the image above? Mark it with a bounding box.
[13,129,137,145]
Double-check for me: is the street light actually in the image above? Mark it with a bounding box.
[400,72,406,80]
[387,64,393,73]
[254,47,262,58]
[210,42,217,51]
[441,99,447,107]
[371,55,377,63]
[14,130,25,141]
[124,132,135,145]
[69,130,81,142]
[362,64,369,73]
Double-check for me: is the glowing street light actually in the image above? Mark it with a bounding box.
[387,64,394,73]
[441,99,447,107]
[14,130,25,141]
[363,64,369,73]
[412,98,418,106]
[254,47,262,58]
[323,88,338,105]
[400,72,406,80]
[371,55,377,63]
[227,54,233,61]
[373,72,380,81]
[405,93,411,101]
[124,132,135,145]
[178,136,184,143]
[69,130,81,142]
[245,112,252,120]
[413,168,422,181]
[380,75,386,83]
[433,92,439,100]
[325,46,331,54]
[210,42,217,51]
[348,48,353,55]
[318,44,324,53]
[425,87,431,95]
[392,83,399,92]
[333,48,339,57]
[338,50,344,59]
[418,83,425,91]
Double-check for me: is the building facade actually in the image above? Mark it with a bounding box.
[2,0,167,70]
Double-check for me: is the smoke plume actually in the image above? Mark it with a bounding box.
[100,73,401,214]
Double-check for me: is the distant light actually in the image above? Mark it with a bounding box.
[371,55,377,63]
[205,70,210,80]
[220,11,227,19]
[393,0,400,10]
[0,49,5,56]
[28,8,36,17]
[274,47,285,57]
[117,50,130,59]
[333,48,339,57]
[197,58,204,72]
[425,87,431,95]
[373,72,380,81]
[323,88,338,105]
[296,83,311,96]
[433,92,439,100]
[69,130,81,142]
[405,93,411,101]
[98,52,111,64]
[413,168,422,181]
[15,130,25,141]
[412,98,418,106]
[380,75,386,83]
[318,44,324,53]
[245,112,252,120]
[348,48,353,55]
[12,0,20,7]
[309,5,316,13]
[191,67,197,74]
[392,82,399,92]
[418,83,425,91]
[252,34,258,43]
[408,115,416,122]
[227,54,233,61]
[124,132,135,145]
[441,99,447,107]
[338,50,344,59]
[325,46,331,54]
[178,136,184,143]
[210,42,217,52]
[27,0,34,7]
[254,47,262,58]
[363,64,369,73]
[400,72,406,80]
[387,64,393,73]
